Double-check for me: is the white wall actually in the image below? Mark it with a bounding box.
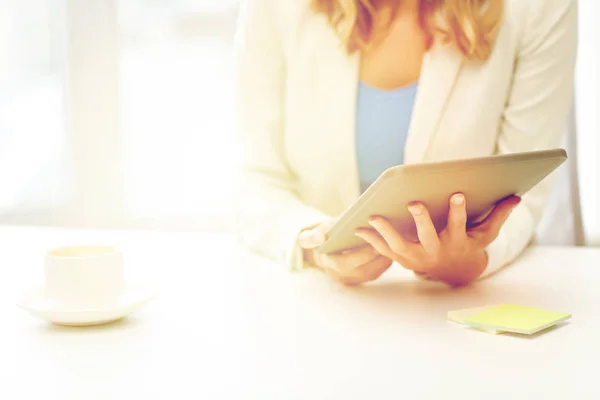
[576,0,600,245]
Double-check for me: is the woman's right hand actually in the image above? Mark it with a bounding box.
[298,221,393,286]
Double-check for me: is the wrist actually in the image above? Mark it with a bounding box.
[460,250,489,284]
[470,249,489,279]
[437,250,488,287]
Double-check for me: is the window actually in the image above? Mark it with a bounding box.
[1,0,240,231]
[120,0,240,231]
[2,0,599,243]
[0,1,68,215]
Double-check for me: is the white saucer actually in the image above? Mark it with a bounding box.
[17,283,154,326]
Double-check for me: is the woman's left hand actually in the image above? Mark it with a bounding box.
[355,194,521,286]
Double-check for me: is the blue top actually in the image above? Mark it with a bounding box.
[355,81,418,193]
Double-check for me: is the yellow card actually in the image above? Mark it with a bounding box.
[463,304,571,335]
[447,306,503,334]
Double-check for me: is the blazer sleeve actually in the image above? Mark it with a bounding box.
[233,0,330,269]
[482,0,578,278]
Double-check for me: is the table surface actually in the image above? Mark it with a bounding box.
[2,225,599,400]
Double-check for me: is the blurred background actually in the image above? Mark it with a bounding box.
[0,0,599,245]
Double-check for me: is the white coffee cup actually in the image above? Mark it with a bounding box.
[44,246,124,308]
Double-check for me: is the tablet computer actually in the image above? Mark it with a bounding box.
[315,148,567,255]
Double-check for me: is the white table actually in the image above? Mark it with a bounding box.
[2,225,599,400]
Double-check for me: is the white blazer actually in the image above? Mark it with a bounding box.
[234,0,578,278]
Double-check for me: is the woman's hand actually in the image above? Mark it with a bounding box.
[298,221,393,286]
[355,194,521,286]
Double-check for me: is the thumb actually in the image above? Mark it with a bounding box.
[298,228,326,249]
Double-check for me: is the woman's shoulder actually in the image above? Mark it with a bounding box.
[262,0,577,24]
[505,0,577,31]
[257,0,331,52]
[511,0,577,13]
[259,0,577,36]
[240,0,311,23]
[262,0,313,23]
[238,0,320,48]
[503,0,577,52]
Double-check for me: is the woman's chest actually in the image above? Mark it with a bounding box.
[282,14,517,170]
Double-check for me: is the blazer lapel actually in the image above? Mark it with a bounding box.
[404,42,464,164]
[314,25,463,208]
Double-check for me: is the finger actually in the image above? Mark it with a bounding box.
[476,196,522,244]
[313,252,338,270]
[447,193,467,242]
[368,217,417,254]
[407,203,441,254]
[322,264,346,283]
[356,228,426,271]
[355,228,395,258]
[297,219,337,249]
[298,228,326,249]
[340,256,393,286]
[315,244,375,271]
[414,271,436,281]
[326,245,380,272]
[359,218,414,256]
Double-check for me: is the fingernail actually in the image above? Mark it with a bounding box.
[452,194,465,205]
[408,204,422,215]
[368,218,381,228]
[355,230,367,239]
[312,231,325,243]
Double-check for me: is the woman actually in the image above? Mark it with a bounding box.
[234,0,577,286]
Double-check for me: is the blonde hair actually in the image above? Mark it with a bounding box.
[311,0,504,60]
